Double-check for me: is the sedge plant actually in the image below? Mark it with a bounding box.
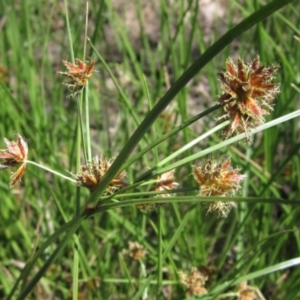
[1,0,300,299]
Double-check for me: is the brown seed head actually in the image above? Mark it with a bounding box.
[136,169,179,212]
[218,56,279,142]
[193,157,245,217]
[0,133,28,186]
[122,241,147,261]
[237,282,256,300]
[59,58,95,97]
[155,169,179,198]
[179,267,208,296]
[73,155,126,193]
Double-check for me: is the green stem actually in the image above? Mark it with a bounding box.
[17,220,83,300]
[158,121,229,166]
[157,207,163,297]
[140,261,148,300]
[72,232,80,300]
[122,103,225,171]
[134,121,229,183]
[151,110,300,176]
[87,196,300,218]
[25,160,76,183]
[7,216,83,299]
[77,95,87,162]
[83,1,88,61]
[63,0,75,63]
[84,84,92,161]
[83,2,92,161]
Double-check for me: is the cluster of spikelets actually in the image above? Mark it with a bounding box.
[178,267,261,299]
[193,157,246,217]
[122,241,148,261]
[0,56,280,217]
[0,133,28,187]
[73,155,127,194]
[58,58,95,97]
[218,56,279,141]
[178,267,208,296]
[136,169,180,211]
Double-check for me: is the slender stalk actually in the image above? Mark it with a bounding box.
[237,147,252,263]
[157,121,229,167]
[157,207,163,298]
[122,103,225,171]
[77,96,87,162]
[73,95,83,300]
[89,43,145,130]
[63,0,75,63]
[17,220,83,300]
[151,110,300,176]
[211,257,300,295]
[72,232,80,300]
[84,84,91,161]
[83,1,88,61]
[7,216,84,299]
[72,4,92,299]
[140,261,148,300]
[86,196,300,218]
[25,160,76,183]
[83,2,92,161]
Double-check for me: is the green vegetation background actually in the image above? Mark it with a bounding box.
[0,0,300,299]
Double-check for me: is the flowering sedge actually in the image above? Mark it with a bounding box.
[0,134,28,186]
[179,267,208,296]
[122,241,147,261]
[73,155,127,194]
[193,157,246,217]
[136,169,179,211]
[218,56,279,142]
[59,58,95,97]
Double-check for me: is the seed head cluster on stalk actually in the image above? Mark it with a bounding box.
[122,241,147,261]
[218,56,279,142]
[154,169,179,197]
[179,267,208,296]
[73,155,127,194]
[237,282,257,300]
[0,133,28,186]
[136,169,179,212]
[58,58,95,97]
[193,157,246,217]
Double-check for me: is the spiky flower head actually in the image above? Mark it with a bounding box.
[73,155,126,194]
[122,241,147,261]
[136,169,179,211]
[218,56,279,142]
[178,267,208,296]
[0,133,28,186]
[155,169,179,198]
[59,58,95,97]
[193,157,246,217]
[237,282,257,300]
